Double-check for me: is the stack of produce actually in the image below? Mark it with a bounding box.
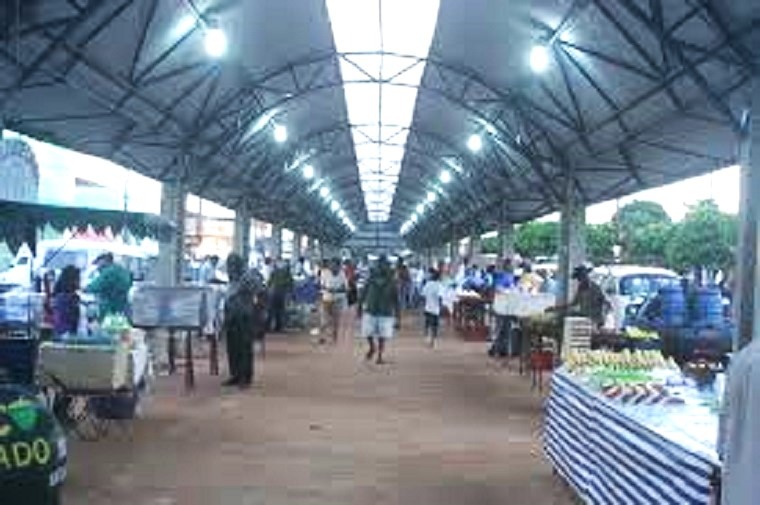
[564,349,678,373]
[564,349,684,406]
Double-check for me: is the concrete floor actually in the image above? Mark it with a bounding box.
[62,316,576,505]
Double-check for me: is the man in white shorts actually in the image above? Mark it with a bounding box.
[357,256,399,364]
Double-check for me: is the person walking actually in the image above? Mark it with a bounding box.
[421,268,443,347]
[319,258,348,344]
[358,256,399,364]
[267,259,293,333]
[222,253,265,388]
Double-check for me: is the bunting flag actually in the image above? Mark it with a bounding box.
[0,200,173,253]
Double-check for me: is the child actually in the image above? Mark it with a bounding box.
[421,268,443,347]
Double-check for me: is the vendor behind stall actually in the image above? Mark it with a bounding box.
[548,265,610,328]
[84,252,132,319]
[52,266,80,336]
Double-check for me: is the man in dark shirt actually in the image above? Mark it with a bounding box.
[358,256,399,364]
[550,265,610,328]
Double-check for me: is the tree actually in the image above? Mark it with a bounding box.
[628,222,673,266]
[586,223,617,265]
[666,200,738,273]
[613,200,672,263]
[481,234,500,255]
[515,221,560,258]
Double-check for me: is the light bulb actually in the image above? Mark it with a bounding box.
[204,27,227,58]
[273,124,288,143]
[530,45,550,73]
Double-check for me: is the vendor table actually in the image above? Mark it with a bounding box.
[453,295,489,341]
[544,370,719,504]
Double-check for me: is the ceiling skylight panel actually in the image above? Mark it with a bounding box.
[343,84,380,126]
[327,0,441,223]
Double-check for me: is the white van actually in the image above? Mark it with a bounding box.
[35,238,152,286]
[0,244,34,286]
[591,265,680,330]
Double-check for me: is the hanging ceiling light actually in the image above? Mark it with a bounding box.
[530,44,550,73]
[467,134,483,153]
[426,191,437,203]
[330,201,340,212]
[204,21,228,58]
[416,203,425,214]
[273,124,288,143]
[302,164,315,179]
[440,169,452,184]
[319,185,330,199]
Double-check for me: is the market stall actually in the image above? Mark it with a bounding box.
[39,317,150,440]
[453,290,489,341]
[544,349,720,504]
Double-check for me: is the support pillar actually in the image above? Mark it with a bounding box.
[158,180,186,286]
[233,205,252,264]
[271,224,283,258]
[499,222,516,259]
[557,184,586,306]
[470,234,481,259]
[735,77,760,348]
[293,232,303,258]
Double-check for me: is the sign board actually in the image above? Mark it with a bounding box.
[130,286,207,328]
[493,291,556,317]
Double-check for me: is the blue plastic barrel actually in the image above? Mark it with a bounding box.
[0,338,38,385]
[660,285,686,327]
[694,287,724,328]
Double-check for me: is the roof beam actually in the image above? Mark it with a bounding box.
[617,0,741,132]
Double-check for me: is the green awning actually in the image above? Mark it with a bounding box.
[0,200,174,252]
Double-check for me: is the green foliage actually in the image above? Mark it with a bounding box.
[613,200,671,263]
[481,235,500,255]
[614,200,671,232]
[666,200,738,272]
[515,221,560,258]
[585,223,617,264]
[628,222,673,266]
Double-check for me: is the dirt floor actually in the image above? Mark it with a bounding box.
[62,315,577,505]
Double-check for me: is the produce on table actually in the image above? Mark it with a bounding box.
[564,349,677,373]
[625,326,659,341]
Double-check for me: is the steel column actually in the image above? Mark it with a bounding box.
[158,179,186,286]
[736,77,760,348]
[557,177,587,306]
[233,205,252,264]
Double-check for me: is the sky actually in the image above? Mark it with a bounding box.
[540,164,741,225]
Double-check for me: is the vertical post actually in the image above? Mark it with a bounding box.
[469,233,481,259]
[271,224,283,258]
[557,177,586,306]
[499,222,516,259]
[293,232,303,258]
[158,179,186,286]
[736,77,760,348]
[233,204,251,263]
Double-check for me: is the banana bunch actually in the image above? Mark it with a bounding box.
[626,326,659,340]
[564,349,677,373]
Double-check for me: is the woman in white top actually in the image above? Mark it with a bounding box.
[320,258,348,344]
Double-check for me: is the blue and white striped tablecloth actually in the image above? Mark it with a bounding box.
[544,371,719,505]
